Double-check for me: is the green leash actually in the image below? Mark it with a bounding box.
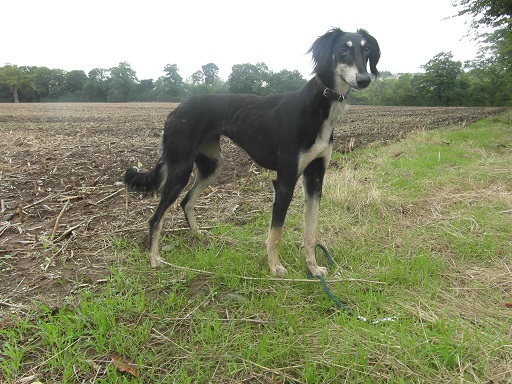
[309,244,396,325]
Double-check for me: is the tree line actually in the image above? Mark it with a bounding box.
[1,0,510,106]
[1,50,510,106]
[351,52,511,106]
[0,62,307,104]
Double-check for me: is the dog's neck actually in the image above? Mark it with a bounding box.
[315,75,350,102]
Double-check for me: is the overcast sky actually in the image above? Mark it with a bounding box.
[3,0,477,81]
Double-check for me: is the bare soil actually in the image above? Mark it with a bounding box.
[0,102,507,318]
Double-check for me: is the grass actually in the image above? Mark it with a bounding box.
[1,112,511,383]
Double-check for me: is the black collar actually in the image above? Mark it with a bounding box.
[315,76,348,102]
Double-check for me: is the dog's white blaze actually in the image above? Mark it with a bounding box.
[335,62,359,90]
[297,102,345,175]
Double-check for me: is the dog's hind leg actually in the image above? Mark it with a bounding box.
[148,161,194,267]
[302,157,329,277]
[267,176,297,277]
[181,140,222,234]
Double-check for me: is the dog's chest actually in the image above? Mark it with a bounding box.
[297,103,346,174]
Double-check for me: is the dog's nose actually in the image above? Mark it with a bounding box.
[356,74,371,89]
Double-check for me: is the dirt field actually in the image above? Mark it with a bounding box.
[0,103,508,317]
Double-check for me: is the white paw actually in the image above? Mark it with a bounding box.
[271,265,288,277]
[308,265,328,277]
[150,255,165,267]
[195,229,211,238]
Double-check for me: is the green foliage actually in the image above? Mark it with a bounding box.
[351,51,511,106]
[2,22,511,106]
[31,67,61,100]
[106,62,138,102]
[83,68,109,102]
[228,62,270,95]
[266,69,307,94]
[419,52,466,105]
[189,70,204,86]
[227,64,307,95]
[454,0,511,30]
[56,70,88,101]
[156,63,184,101]
[202,62,219,86]
[453,0,511,82]
[0,65,35,103]
[464,53,512,105]
[134,79,156,102]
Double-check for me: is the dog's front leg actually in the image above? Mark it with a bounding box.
[302,158,328,277]
[267,226,286,276]
[266,178,296,277]
[303,194,328,277]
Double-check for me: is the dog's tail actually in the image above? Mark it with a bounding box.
[124,161,166,194]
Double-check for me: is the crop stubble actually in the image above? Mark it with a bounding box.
[0,102,507,315]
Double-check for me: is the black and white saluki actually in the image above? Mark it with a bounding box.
[124,28,380,277]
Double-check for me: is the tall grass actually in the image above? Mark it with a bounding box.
[1,113,511,383]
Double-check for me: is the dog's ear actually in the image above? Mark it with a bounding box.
[307,28,344,74]
[357,29,380,77]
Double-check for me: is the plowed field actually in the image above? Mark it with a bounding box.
[0,103,508,315]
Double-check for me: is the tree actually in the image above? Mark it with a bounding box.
[0,65,34,103]
[134,79,156,101]
[107,62,138,102]
[31,67,58,101]
[464,54,512,105]
[202,63,219,86]
[228,62,270,94]
[82,68,108,102]
[453,0,512,71]
[378,70,394,79]
[419,52,466,105]
[190,70,204,86]
[453,0,511,30]
[266,70,306,94]
[387,74,426,106]
[156,64,184,100]
[56,70,88,100]
[350,76,396,105]
[163,64,183,85]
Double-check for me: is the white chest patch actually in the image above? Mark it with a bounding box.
[297,102,347,175]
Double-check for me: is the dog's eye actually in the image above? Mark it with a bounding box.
[339,45,349,54]
[363,46,370,54]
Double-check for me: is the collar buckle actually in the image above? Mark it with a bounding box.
[316,76,346,102]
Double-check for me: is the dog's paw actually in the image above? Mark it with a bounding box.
[272,265,288,277]
[150,256,165,267]
[308,265,328,277]
[195,229,211,239]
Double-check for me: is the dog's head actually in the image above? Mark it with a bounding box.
[308,28,380,91]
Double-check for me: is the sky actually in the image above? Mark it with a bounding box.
[3,0,478,82]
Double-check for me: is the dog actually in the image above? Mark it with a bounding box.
[124,28,380,277]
